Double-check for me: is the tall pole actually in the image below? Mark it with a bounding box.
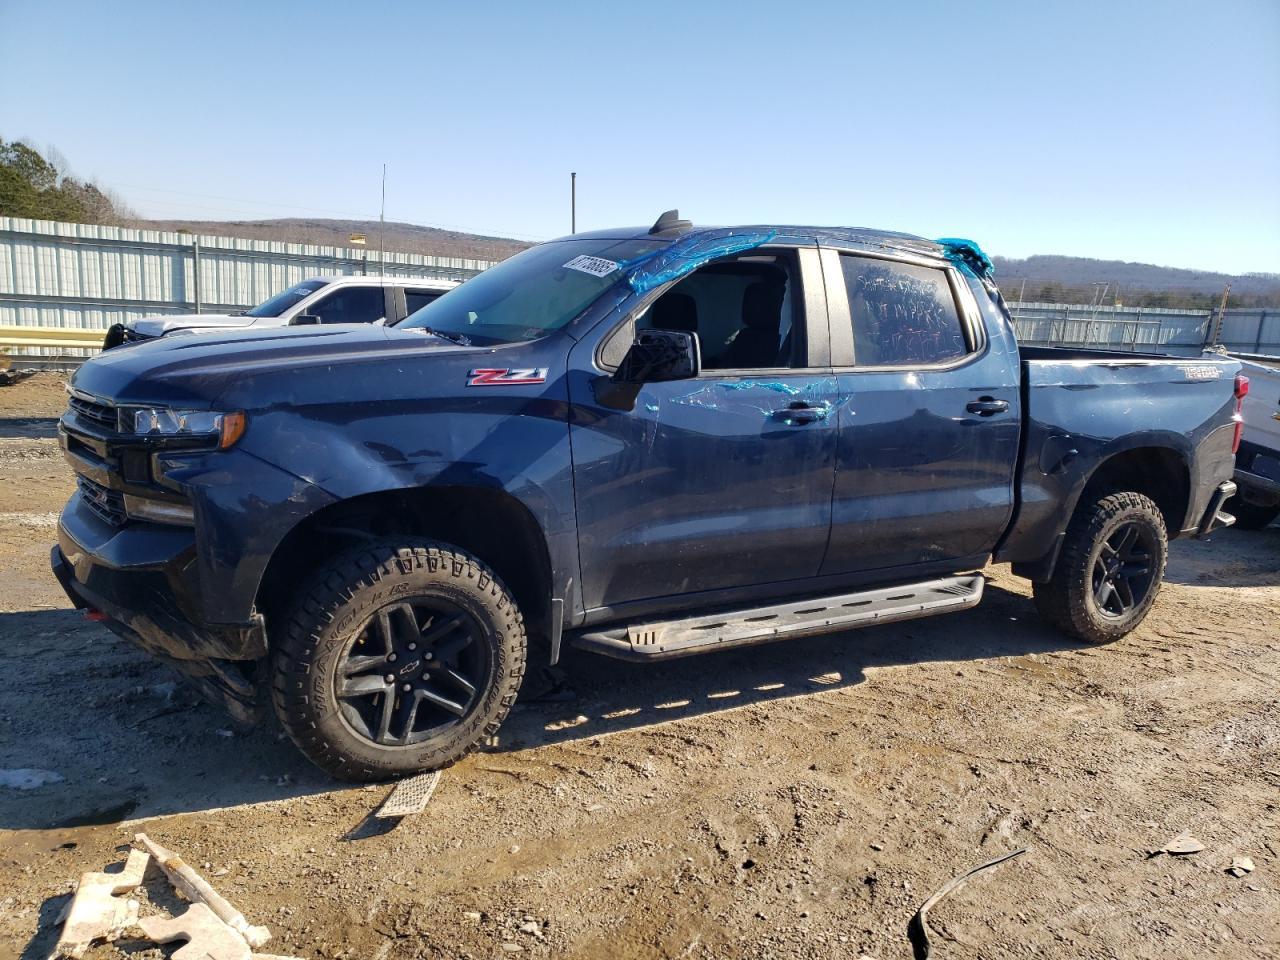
[571,172,576,234]
[379,163,387,276]
[192,238,201,314]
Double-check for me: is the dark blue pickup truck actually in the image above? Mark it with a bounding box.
[51,212,1245,780]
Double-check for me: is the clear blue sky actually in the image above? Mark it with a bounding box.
[2,0,1277,273]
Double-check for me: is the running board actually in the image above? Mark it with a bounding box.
[572,574,985,662]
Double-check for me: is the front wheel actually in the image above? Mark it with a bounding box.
[1032,491,1168,644]
[271,540,527,781]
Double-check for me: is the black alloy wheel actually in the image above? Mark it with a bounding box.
[336,599,491,747]
[272,540,527,781]
[1032,490,1168,644]
[1090,521,1157,618]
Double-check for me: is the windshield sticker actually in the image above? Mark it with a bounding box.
[468,367,548,387]
[563,255,619,278]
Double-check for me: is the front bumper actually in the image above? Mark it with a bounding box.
[1195,480,1238,539]
[52,499,266,724]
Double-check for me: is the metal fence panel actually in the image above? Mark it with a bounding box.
[0,217,497,355]
[3,217,1276,362]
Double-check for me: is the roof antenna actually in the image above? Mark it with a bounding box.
[649,209,692,235]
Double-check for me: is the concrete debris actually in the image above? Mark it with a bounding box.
[134,833,272,948]
[1227,856,1255,877]
[374,769,442,819]
[139,903,252,960]
[1152,831,1205,857]
[53,848,150,958]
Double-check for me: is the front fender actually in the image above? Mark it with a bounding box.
[154,447,338,624]
[233,387,579,619]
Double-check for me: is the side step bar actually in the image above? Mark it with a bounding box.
[572,574,985,662]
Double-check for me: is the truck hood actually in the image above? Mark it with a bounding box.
[70,323,478,409]
[129,313,261,338]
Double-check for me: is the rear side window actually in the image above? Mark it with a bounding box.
[838,255,967,366]
[309,287,386,325]
[404,288,443,314]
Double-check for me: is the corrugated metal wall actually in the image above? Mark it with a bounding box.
[0,216,497,342]
[3,216,1276,361]
[1010,301,1277,358]
[1217,309,1280,356]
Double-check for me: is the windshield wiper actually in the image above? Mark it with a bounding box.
[416,326,472,347]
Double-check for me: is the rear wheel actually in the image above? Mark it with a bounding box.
[1032,491,1168,644]
[271,540,526,781]
[1225,495,1280,531]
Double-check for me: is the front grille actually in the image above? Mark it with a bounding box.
[68,393,119,432]
[77,475,127,527]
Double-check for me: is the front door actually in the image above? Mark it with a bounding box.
[818,247,1021,575]
[568,247,838,613]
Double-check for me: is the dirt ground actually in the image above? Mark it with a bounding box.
[1,373,1277,960]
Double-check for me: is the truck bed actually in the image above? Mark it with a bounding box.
[995,349,1240,576]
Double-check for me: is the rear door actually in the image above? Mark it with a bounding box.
[818,247,1021,575]
[567,245,838,613]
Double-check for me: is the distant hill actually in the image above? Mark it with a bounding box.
[126,217,1279,308]
[992,255,1280,309]
[130,217,532,263]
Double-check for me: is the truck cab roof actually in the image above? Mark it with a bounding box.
[552,222,949,262]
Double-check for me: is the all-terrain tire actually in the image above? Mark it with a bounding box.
[1032,491,1168,644]
[271,539,526,782]
[1224,495,1280,531]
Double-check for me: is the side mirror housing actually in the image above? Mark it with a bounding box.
[595,329,700,411]
[290,313,321,326]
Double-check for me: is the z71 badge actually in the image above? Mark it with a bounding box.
[467,368,548,386]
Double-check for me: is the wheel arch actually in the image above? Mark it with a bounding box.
[1012,443,1190,583]
[255,485,555,657]
[1076,445,1190,535]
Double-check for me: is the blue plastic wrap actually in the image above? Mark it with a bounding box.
[936,237,994,279]
[626,229,777,293]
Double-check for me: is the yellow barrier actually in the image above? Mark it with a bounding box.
[0,325,105,351]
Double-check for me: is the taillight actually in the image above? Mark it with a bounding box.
[1232,374,1248,454]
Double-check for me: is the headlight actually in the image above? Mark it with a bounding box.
[125,407,247,448]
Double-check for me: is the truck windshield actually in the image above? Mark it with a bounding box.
[245,279,329,318]
[399,237,667,345]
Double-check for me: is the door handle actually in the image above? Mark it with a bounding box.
[774,401,831,424]
[966,397,1009,416]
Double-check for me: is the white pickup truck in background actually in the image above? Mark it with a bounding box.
[102,275,459,349]
[1230,353,1280,529]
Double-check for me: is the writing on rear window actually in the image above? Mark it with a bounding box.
[563,255,618,278]
[838,255,967,366]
